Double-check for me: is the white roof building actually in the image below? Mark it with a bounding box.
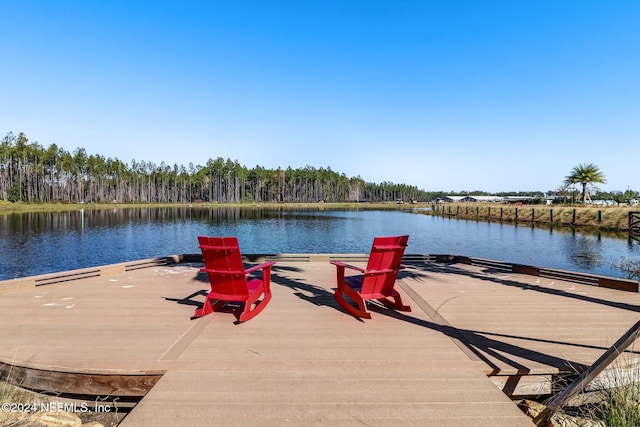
[442,195,505,202]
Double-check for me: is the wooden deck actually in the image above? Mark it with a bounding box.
[1,255,640,426]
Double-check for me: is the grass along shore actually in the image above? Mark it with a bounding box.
[1,200,639,233]
[0,200,425,214]
[428,203,640,232]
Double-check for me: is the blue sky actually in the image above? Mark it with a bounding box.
[1,1,638,193]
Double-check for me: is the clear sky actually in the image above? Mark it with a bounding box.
[1,1,638,193]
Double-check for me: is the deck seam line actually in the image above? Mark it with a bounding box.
[397,280,485,364]
[159,315,213,361]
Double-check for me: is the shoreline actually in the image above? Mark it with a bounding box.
[0,200,424,214]
[426,203,640,233]
[1,200,639,233]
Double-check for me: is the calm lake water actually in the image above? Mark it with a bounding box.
[1,207,639,281]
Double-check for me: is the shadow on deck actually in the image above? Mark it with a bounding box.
[1,254,639,426]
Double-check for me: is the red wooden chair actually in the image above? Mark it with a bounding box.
[331,235,411,319]
[195,236,276,322]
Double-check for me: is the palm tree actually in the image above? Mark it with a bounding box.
[564,163,607,203]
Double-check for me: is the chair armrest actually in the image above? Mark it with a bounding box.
[363,268,395,275]
[200,268,245,275]
[330,261,366,273]
[244,261,277,274]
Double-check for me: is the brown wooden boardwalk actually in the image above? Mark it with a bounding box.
[1,256,640,426]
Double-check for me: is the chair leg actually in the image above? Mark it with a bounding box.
[194,298,226,318]
[238,284,272,322]
[334,288,372,319]
[194,298,212,318]
[378,291,411,312]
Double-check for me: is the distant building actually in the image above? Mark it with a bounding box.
[441,195,504,203]
[440,195,539,203]
[467,196,505,203]
[441,196,467,202]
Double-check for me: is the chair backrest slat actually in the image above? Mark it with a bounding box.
[362,235,409,294]
[198,236,248,296]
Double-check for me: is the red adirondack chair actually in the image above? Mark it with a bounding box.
[195,236,276,322]
[331,235,411,319]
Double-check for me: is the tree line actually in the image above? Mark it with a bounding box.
[0,132,431,204]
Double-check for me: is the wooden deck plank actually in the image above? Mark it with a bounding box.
[400,263,640,376]
[6,257,639,425]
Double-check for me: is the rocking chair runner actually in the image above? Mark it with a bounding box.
[331,235,411,319]
[195,236,276,322]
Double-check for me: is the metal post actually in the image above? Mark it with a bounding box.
[533,320,640,426]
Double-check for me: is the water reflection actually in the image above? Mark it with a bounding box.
[1,207,639,280]
[562,234,605,270]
